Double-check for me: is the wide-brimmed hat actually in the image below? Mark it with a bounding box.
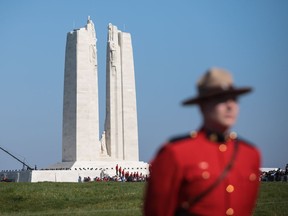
[182,67,252,105]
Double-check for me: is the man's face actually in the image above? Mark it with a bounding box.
[200,95,239,132]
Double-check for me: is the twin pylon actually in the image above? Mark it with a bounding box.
[63,17,139,163]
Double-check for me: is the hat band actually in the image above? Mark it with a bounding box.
[198,85,235,97]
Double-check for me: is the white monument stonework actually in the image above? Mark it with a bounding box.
[105,24,139,161]
[62,17,100,162]
[0,17,148,182]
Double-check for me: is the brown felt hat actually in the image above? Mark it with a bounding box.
[182,67,252,105]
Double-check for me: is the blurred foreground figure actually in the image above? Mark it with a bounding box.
[144,68,261,216]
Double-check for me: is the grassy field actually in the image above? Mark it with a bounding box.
[0,181,287,216]
[254,182,288,216]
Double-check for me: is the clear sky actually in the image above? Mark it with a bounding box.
[0,0,287,171]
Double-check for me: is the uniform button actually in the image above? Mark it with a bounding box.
[202,171,210,179]
[226,184,234,193]
[229,132,237,140]
[190,131,197,138]
[249,173,257,181]
[219,144,227,152]
[209,133,218,142]
[198,161,209,170]
[226,208,234,215]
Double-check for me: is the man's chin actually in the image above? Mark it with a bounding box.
[217,120,236,130]
[221,122,235,129]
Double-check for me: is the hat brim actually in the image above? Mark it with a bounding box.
[182,87,252,106]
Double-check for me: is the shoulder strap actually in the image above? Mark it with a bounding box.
[182,139,239,209]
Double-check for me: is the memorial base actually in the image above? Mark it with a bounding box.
[0,161,149,182]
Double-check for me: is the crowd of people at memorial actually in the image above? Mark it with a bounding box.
[81,164,149,182]
[260,164,288,182]
[0,176,13,182]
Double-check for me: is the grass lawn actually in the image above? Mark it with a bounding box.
[0,181,287,216]
[253,182,288,216]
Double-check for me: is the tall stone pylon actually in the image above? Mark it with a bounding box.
[3,18,149,181]
[62,17,100,162]
[105,24,139,161]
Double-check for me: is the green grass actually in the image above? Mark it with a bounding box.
[253,182,288,216]
[0,182,145,216]
[0,182,287,216]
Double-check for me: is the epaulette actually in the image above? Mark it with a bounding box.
[155,131,198,156]
[168,131,198,143]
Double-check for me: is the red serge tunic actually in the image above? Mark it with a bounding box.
[144,129,261,216]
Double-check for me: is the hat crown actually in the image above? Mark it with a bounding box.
[182,67,252,105]
[197,68,233,92]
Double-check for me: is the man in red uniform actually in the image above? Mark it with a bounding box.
[144,68,261,216]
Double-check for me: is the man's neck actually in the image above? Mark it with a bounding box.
[202,124,229,135]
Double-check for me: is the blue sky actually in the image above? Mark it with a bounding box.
[0,1,287,171]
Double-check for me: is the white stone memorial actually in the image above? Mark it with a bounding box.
[0,17,149,182]
[62,17,100,162]
[105,23,139,161]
